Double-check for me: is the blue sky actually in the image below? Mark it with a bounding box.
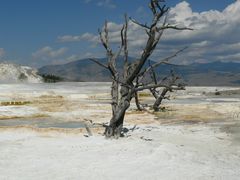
[0,0,238,67]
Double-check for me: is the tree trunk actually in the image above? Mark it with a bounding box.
[105,86,132,138]
[111,79,118,114]
[153,88,168,111]
[150,88,159,99]
[95,0,190,138]
[134,91,144,111]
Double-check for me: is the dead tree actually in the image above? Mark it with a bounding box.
[91,0,192,138]
[150,69,186,111]
[134,68,186,112]
[134,47,187,111]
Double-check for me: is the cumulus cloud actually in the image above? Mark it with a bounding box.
[163,1,239,42]
[63,1,240,64]
[84,0,116,9]
[159,0,240,63]
[58,33,99,43]
[0,48,5,59]
[32,46,67,61]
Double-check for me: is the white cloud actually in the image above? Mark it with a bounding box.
[97,0,116,9]
[85,0,116,9]
[217,52,240,62]
[0,48,5,59]
[32,46,67,60]
[157,0,240,63]
[58,33,98,43]
[163,1,233,42]
[62,1,240,64]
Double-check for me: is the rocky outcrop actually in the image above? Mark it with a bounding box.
[0,63,42,83]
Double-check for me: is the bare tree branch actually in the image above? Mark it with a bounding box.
[146,46,187,72]
[138,47,188,82]
[89,58,108,69]
[123,14,129,79]
[94,0,192,137]
[126,1,171,83]
[134,83,180,92]
[148,60,158,85]
[129,17,150,30]
[157,25,194,31]
[112,25,125,61]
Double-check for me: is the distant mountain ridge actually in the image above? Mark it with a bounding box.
[38,58,240,86]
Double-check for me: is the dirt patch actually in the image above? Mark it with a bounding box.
[138,92,152,98]
[32,95,68,112]
[153,104,226,125]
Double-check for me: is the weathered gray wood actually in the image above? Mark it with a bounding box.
[91,0,191,138]
[151,71,186,111]
[134,91,144,111]
[153,88,169,111]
